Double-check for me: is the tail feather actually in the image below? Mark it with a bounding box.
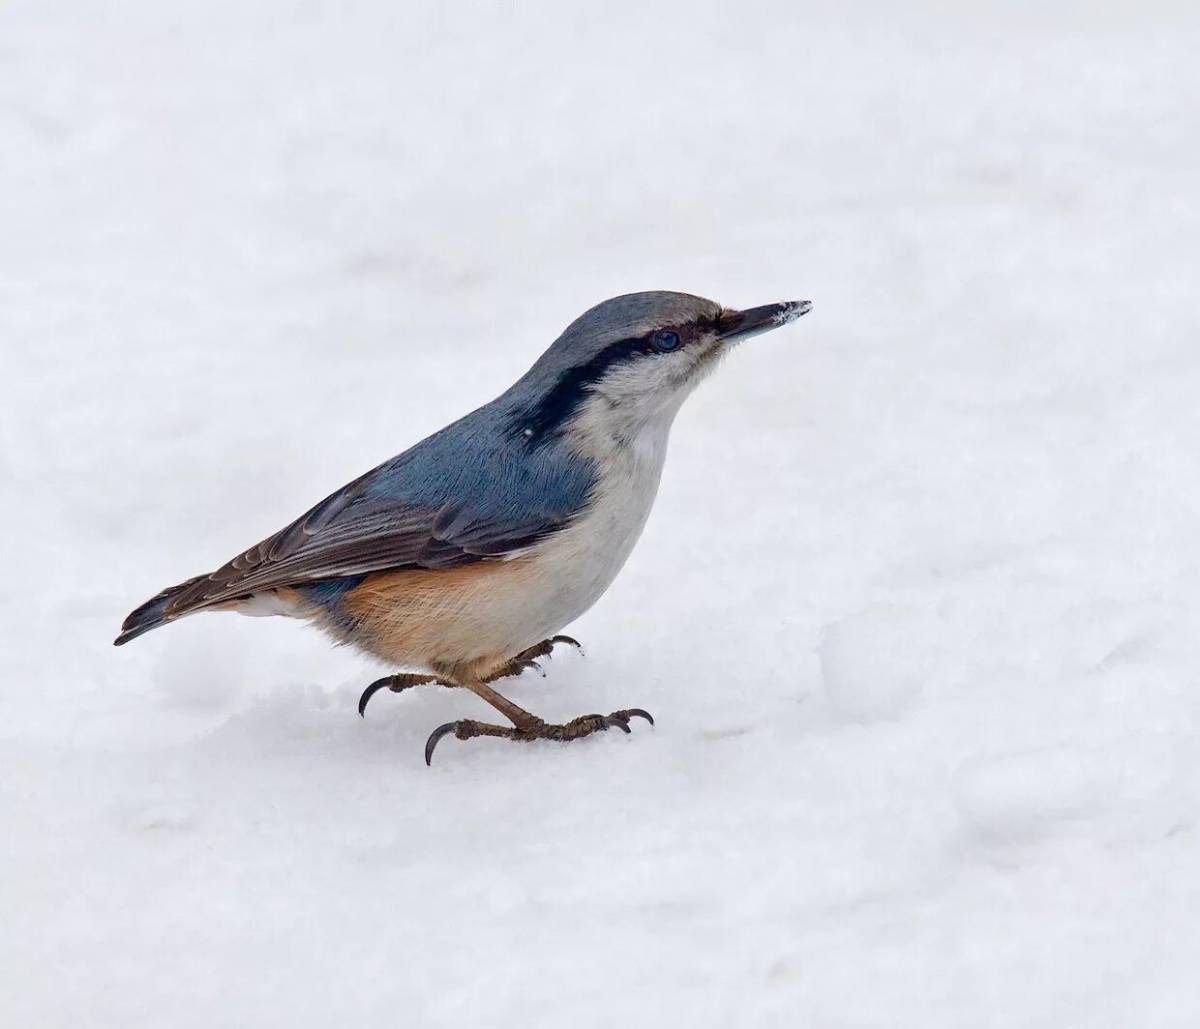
[114,574,210,646]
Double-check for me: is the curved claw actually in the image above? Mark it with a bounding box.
[358,677,394,718]
[425,722,459,766]
[615,708,654,726]
[550,634,584,656]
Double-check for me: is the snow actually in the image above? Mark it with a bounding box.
[4,1,1200,1025]
[819,608,931,722]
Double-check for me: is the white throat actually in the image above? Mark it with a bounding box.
[505,391,677,645]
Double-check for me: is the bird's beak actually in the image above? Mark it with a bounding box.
[718,300,812,342]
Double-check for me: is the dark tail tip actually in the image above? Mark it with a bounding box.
[113,574,208,647]
[113,621,160,647]
[114,598,171,647]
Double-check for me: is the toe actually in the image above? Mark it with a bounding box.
[604,714,633,734]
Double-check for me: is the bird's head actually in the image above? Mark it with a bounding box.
[509,291,811,449]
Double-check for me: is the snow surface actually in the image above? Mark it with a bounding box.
[4,2,1200,1026]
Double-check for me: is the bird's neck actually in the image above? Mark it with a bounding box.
[562,390,680,476]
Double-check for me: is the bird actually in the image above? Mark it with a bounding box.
[115,291,811,763]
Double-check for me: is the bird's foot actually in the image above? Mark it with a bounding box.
[424,708,653,765]
[484,635,583,683]
[358,672,446,717]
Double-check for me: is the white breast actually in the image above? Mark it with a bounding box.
[511,398,675,645]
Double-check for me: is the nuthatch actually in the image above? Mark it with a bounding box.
[117,291,811,763]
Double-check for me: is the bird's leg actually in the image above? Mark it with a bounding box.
[423,676,652,765]
[359,636,582,718]
[483,634,583,683]
[357,672,449,718]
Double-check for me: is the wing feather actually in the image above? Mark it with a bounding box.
[164,471,572,618]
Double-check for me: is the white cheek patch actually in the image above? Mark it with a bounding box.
[596,346,712,404]
[562,343,719,453]
[603,354,676,395]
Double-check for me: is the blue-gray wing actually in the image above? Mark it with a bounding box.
[161,417,595,618]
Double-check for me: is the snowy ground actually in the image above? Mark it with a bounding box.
[4,2,1200,1025]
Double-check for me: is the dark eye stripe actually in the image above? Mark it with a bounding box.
[514,336,648,441]
[513,319,700,443]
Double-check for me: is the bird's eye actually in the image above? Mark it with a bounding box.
[651,330,681,352]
